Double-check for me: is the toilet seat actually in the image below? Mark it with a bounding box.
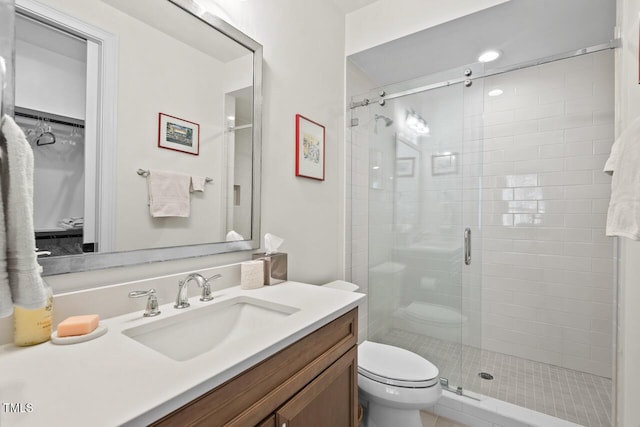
[358,341,439,388]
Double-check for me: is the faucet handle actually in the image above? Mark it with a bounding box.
[199,274,222,301]
[129,289,161,317]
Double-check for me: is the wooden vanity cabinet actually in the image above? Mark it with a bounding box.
[151,308,358,427]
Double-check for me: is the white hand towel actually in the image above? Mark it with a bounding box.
[190,175,206,192]
[0,115,47,317]
[605,117,640,239]
[147,170,191,217]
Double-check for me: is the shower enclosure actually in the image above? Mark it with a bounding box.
[349,47,616,427]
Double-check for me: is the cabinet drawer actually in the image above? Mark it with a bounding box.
[151,307,357,427]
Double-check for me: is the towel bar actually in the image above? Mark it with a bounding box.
[136,169,212,183]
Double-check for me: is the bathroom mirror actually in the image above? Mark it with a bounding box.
[13,0,262,275]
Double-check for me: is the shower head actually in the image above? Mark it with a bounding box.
[374,114,393,127]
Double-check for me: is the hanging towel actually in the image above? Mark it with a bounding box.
[190,175,206,193]
[147,170,191,217]
[605,117,640,239]
[0,147,9,317]
[0,115,47,318]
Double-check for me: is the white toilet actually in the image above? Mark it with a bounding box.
[358,340,442,427]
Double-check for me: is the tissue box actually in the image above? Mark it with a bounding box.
[252,253,287,285]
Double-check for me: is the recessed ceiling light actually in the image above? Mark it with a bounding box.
[478,50,501,63]
[488,89,503,97]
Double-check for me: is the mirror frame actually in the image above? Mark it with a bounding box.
[24,0,263,275]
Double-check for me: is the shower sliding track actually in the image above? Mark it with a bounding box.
[349,40,619,109]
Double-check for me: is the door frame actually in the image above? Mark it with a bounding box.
[16,0,117,252]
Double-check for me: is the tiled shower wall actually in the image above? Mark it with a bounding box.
[476,50,615,378]
[348,50,615,379]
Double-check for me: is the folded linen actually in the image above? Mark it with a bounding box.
[147,170,192,217]
[59,217,84,229]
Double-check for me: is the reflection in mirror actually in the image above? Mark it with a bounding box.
[14,0,262,274]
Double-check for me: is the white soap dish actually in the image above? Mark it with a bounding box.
[51,324,108,345]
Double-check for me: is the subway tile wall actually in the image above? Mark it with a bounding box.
[347,50,615,378]
[475,50,615,378]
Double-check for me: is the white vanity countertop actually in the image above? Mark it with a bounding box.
[0,281,365,427]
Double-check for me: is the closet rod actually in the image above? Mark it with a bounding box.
[14,106,85,127]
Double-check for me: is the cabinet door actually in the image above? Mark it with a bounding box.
[276,346,357,427]
[257,415,276,427]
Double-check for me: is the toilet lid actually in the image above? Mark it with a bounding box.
[358,341,439,388]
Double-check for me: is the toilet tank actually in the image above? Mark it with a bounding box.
[369,262,406,334]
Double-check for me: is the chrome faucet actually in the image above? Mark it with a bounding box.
[175,273,222,309]
[128,289,161,317]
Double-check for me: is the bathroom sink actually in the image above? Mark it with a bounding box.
[122,296,299,361]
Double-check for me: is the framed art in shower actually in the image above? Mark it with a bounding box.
[396,157,415,177]
[158,113,200,155]
[295,114,325,181]
[431,152,458,175]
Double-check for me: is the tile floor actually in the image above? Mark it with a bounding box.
[376,329,612,427]
[420,410,466,427]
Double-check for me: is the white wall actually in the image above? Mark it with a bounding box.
[25,0,347,292]
[208,0,347,284]
[15,39,86,119]
[478,50,615,378]
[29,0,228,252]
[345,0,510,55]
[615,0,640,424]
[113,10,227,251]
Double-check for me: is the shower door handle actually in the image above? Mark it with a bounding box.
[464,227,471,265]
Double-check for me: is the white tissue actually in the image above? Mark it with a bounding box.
[264,233,284,254]
[240,260,264,289]
[226,230,244,241]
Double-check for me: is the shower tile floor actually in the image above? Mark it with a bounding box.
[376,329,612,427]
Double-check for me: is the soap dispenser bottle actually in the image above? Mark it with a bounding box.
[13,263,53,346]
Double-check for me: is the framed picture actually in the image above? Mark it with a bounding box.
[295,114,325,181]
[396,157,415,177]
[158,113,200,155]
[432,153,458,175]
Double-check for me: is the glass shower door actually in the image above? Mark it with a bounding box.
[351,74,482,391]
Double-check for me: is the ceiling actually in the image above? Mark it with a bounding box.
[334,0,379,14]
[16,14,86,62]
[349,0,616,87]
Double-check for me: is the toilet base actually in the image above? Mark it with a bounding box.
[363,401,424,427]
